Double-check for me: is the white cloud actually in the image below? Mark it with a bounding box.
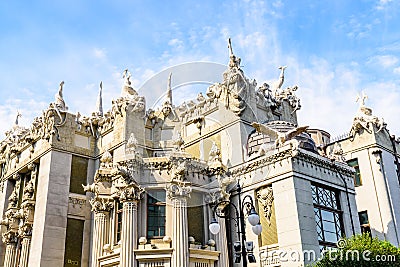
[168,38,184,50]
[376,0,393,10]
[394,67,400,74]
[368,55,399,68]
[0,99,48,139]
[93,48,107,59]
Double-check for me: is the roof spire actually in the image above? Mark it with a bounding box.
[166,72,173,106]
[96,81,103,116]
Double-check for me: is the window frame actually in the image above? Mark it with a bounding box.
[114,201,123,244]
[146,190,166,239]
[311,184,345,249]
[347,158,362,187]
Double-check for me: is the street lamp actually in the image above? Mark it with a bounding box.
[209,183,262,266]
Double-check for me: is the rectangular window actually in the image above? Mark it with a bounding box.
[347,159,362,186]
[147,190,166,238]
[187,192,205,244]
[115,201,123,243]
[358,210,371,235]
[311,184,344,249]
[64,218,84,266]
[70,156,88,194]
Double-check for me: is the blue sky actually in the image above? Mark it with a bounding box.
[0,0,399,138]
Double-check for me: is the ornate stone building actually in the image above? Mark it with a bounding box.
[1,40,388,267]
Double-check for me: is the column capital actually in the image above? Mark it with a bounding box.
[119,184,144,202]
[166,180,192,200]
[18,223,32,238]
[89,197,114,213]
[2,230,18,244]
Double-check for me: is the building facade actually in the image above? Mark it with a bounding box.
[324,94,400,247]
[0,42,380,267]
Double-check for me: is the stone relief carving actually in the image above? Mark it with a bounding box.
[173,132,185,152]
[126,133,140,156]
[275,85,301,113]
[69,196,87,209]
[100,150,113,169]
[257,186,274,224]
[54,81,68,111]
[205,38,251,116]
[328,142,346,162]
[349,92,386,141]
[172,161,187,181]
[256,82,276,108]
[7,180,20,209]
[74,70,146,137]
[121,69,137,97]
[274,66,287,95]
[42,81,69,140]
[216,175,235,202]
[208,142,222,164]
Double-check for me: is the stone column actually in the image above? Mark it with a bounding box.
[215,213,229,267]
[119,185,143,267]
[18,236,31,267]
[167,181,191,267]
[89,197,113,267]
[2,232,18,267]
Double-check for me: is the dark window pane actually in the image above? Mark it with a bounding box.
[147,190,166,238]
[359,211,369,225]
[116,202,123,243]
[64,219,84,266]
[70,156,88,194]
[347,159,362,186]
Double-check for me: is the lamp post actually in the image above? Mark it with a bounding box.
[209,183,262,266]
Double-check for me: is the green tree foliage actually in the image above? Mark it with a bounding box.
[313,233,400,267]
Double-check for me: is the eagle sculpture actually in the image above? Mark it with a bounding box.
[251,122,309,147]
